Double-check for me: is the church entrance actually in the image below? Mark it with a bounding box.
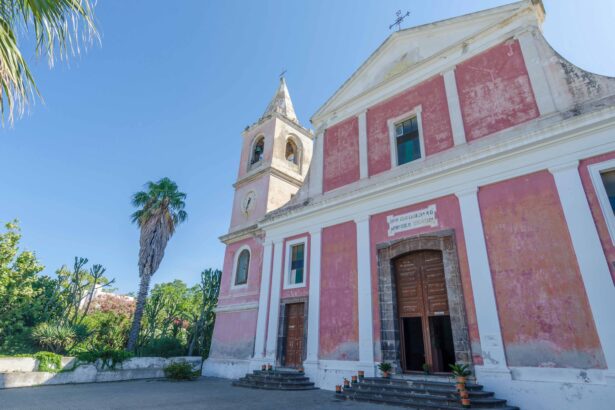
[283,302,305,368]
[394,250,455,373]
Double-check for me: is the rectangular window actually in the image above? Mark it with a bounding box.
[395,117,421,165]
[290,243,305,285]
[601,170,615,214]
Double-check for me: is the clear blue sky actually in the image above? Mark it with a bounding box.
[1,0,613,294]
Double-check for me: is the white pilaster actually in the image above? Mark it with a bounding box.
[358,111,368,179]
[550,163,615,374]
[355,216,375,374]
[305,228,322,364]
[253,240,273,359]
[443,69,467,146]
[265,239,284,360]
[308,130,324,196]
[456,188,510,376]
[517,29,557,116]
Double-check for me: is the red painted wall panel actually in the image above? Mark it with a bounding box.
[319,221,359,360]
[480,171,605,368]
[209,309,258,359]
[455,39,539,142]
[579,151,615,284]
[323,116,360,192]
[369,195,483,364]
[367,75,454,176]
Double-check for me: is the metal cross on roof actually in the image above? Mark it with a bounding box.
[389,10,410,31]
[279,69,287,79]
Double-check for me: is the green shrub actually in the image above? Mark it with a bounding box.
[31,322,87,354]
[34,351,62,372]
[139,336,184,358]
[77,348,133,370]
[163,360,199,381]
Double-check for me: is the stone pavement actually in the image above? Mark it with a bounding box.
[0,377,393,409]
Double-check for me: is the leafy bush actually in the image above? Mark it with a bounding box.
[34,351,62,372]
[78,312,130,352]
[77,348,133,370]
[32,322,79,354]
[163,360,199,381]
[139,336,184,358]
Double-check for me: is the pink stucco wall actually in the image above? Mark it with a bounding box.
[479,171,605,369]
[217,237,264,308]
[579,151,615,284]
[366,75,453,176]
[455,39,539,142]
[280,233,311,300]
[323,116,360,192]
[369,195,482,364]
[229,176,270,230]
[319,221,359,360]
[209,309,258,359]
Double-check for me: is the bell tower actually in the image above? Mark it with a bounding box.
[228,77,313,232]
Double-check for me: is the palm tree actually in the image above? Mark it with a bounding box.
[127,177,187,351]
[0,0,97,125]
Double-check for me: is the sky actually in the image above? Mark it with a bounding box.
[1,0,614,294]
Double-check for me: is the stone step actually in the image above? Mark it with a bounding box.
[337,390,519,410]
[342,386,509,408]
[232,380,316,391]
[247,373,309,382]
[350,382,494,399]
[362,376,484,391]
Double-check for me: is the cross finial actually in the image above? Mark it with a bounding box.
[389,10,410,31]
[279,69,287,79]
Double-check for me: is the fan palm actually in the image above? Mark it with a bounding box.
[127,177,187,351]
[0,0,97,125]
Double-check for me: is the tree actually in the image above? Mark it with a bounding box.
[0,0,98,125]
[127,177,187,351]
[187,268,221,357]
[0,220,44,352]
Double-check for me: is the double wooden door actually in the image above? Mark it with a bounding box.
[394,250,454,373]
[284,303,305,368]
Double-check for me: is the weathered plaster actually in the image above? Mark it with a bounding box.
[366,75,453,176]
[579,150,615,284]
[456,39,539,141]
[323,116,360,192]
[479,171,606,369]
[319,221,359,361]
[209,309,258,360]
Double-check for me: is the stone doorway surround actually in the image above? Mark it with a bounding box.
[376,229,472,373]
[276,297,309,367]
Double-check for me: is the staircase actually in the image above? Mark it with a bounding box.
[336,375,519,409]
[233,368,316,390]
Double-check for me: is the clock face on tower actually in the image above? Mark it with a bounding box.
[242,191,257,215]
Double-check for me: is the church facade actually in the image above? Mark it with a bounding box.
[203,1,615,408]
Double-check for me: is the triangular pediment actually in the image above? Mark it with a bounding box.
[312,0,544,122]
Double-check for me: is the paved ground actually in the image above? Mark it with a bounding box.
[0,377,394,409]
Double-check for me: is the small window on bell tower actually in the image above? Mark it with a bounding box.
[285,139,298,164]
[251,137,265,165]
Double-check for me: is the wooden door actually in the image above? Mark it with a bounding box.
[395,250,449,372]
[284,303,305,368]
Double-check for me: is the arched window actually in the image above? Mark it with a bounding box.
[251,137,265,165]
[285,139,298,164]
[234,249,250,286]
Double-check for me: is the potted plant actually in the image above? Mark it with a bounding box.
[343,378,350,388]
[351,375,358,384]
[267,364,273,372]
[261,364,266,371]
[449,363,471,384]
[378,362,392,378]
[358,370,365,380]
[335,385,342,394]
[422,363,431,375]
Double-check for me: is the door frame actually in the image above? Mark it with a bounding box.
[376,230,473,374]
[276,297,308,367]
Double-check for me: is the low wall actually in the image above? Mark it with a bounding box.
[0,356,202,389]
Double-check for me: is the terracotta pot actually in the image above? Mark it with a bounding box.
[358,370,365,379]
[456,376,467,384]
[343,379,350,388]
[261,365,266,371]
[459,390,469,399]
[382,371,390,378]
[335,385,342,393]
[461,397,471,408]
[267,364,272,371]
[351,375,357,384]
[456,382,465,392]
[298,366,304,373]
